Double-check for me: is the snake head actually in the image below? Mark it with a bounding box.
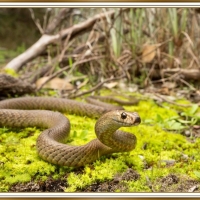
[95,110,141,140]
[95,110,141,151]
[110,110,141,127]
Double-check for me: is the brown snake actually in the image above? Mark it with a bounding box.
[0,97,141,167]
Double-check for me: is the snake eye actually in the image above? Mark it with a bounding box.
[121,112,127,119]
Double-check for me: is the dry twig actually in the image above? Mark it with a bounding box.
[68,75,125,99]
[154,93,192,107]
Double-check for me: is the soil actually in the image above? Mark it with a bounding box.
[9,168,200,193]
[154,174,200,192]
[9,177,67,192]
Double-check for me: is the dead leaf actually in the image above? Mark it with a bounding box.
[193,125,200,129]
[36,77,74,91]
[188,185,198,192]
[141,44,157,63]
[158,87,170,95]
[162,82,176,89]
[104,82,118,89]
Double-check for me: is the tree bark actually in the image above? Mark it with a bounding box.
[0,74,35,98]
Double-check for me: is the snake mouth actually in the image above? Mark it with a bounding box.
[135,116,141,124]
[111,112,141,126]
[112,118,140,126]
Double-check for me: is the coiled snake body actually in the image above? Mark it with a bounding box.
[0,97,141,167]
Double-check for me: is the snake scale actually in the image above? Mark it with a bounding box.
[0,97,141,167]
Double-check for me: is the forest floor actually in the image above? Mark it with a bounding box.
[0,90,200,193]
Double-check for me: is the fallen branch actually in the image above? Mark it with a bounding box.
[162,68,200,81]
[5,8,129,72]
[0,74,35,98]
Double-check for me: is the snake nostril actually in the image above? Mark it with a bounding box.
[135,116,141,124]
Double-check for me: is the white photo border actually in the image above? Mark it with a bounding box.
[0,3,200,198]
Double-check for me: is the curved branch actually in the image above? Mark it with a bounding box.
[5,9,129,72]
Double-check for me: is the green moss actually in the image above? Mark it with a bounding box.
[126,178,152,192]
[0,92,200,192]
[3,68,18,77]
[66,159,128,192]
[0,127,58,189]
[4,174,31,184]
